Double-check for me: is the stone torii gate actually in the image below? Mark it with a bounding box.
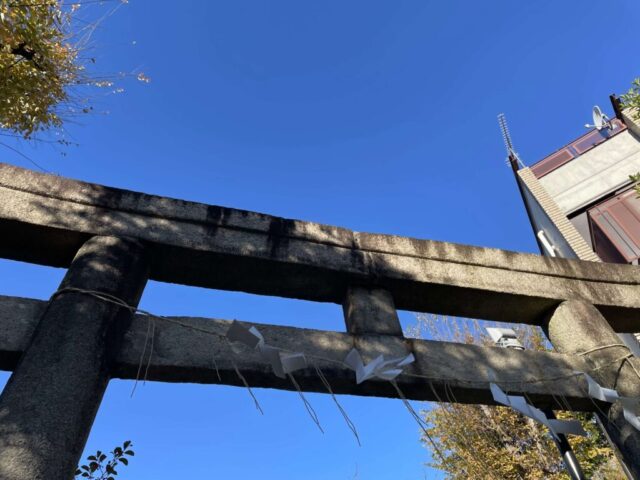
[0,163,640,479]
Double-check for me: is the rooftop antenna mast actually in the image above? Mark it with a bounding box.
[497,113,525,170]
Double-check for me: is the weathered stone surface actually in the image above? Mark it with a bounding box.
[0,293,605,411]
[0,295,46,371]
[0,237,148,480]
[342,286,402,335]
[546,300,640,479]
[0,163,639,328]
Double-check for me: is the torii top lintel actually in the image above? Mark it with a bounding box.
[0,162,638,329]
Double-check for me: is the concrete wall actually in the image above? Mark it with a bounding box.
[539,130,640,214]
[622,108,640,139]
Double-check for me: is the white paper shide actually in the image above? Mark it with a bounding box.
[226,321,307,378]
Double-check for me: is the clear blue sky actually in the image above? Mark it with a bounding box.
[1,1,640,478]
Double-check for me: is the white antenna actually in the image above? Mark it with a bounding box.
[497,113,525,169]
[584,105,616,131]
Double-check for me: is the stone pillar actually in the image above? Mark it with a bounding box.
[545,299,640,478]
[342,286,403,336]
[0,236,149,480]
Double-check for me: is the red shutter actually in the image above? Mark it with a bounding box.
[589,187,640,264]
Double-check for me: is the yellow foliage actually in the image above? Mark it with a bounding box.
[411,315,627,479]
[0,0,80,138]
[0,0,144,140]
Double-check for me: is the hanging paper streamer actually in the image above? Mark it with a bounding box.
[620,398,640,431]
[576,372,640,432]
[577,372,620,403]
[489,381,586,439]
[226,321,262,350]
[226,321,325,431]
[344,348,415,384]
[226,321,307,378]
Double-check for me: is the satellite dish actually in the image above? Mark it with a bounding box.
[584,105,615,131]
[593,106,607,130]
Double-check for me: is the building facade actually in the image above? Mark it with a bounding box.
[509,96,640,354]
[511,97,640,265]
